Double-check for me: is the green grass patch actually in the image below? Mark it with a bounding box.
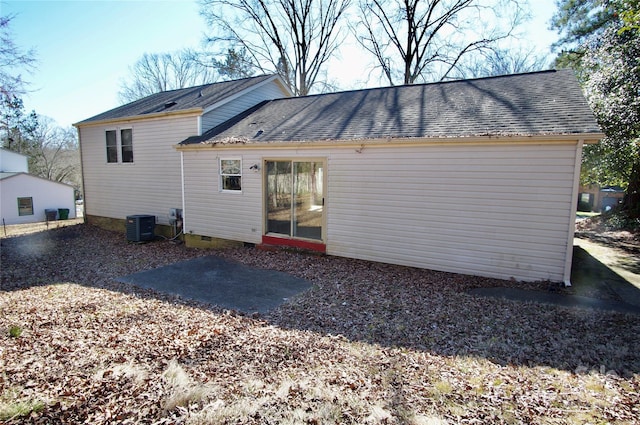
[576,212,600,219]
[0,389,45,421]
[8,325,22,338]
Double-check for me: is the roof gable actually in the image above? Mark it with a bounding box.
[75,75,287,125]
[182,70,602,146]
[0,172,75,188]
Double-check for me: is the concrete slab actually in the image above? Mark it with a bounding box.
[116,255,312,314]
[468,287,640,315]
[469,244,640,315]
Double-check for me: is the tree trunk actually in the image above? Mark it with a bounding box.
[624,153,640,217]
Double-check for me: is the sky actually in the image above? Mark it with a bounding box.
[3,0,560,129]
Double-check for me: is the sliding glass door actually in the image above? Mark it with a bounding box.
[266,160,324,241]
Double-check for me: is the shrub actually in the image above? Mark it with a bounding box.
[8,326,22,338]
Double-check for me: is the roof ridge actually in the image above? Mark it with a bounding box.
[75,74,280,125]
[156,74,276,95]
[279,69,565,102]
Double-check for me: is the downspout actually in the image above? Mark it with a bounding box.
[563,139,584,286]
[180,151,186,234]
[75,126,88,224]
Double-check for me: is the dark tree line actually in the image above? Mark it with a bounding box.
[552,0,640,214]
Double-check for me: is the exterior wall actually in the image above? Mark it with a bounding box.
[0,148,29,172]
[79,114,198,225]
[200,83,289,132]
[181,141,580,283]
[0,173,75,224]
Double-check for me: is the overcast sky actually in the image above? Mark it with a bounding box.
[4,0,559,129]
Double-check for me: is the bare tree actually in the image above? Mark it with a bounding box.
[199,0,351,95]
[0,14,37,98]
[353,0,527,85]
[455,46,550,78]
[30,116,80,188]
[119,49,218,103]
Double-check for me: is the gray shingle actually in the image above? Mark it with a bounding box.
[183,70,601,145]
[76,75,278,124]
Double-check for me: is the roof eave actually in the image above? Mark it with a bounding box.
[174,132,604,151]
[73,107,203,128]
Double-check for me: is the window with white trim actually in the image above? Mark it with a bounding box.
[18,197,33,216]
[121,129,134,163]
[105,128,134,163]
[106,130,117,163]
[220,158,242,191]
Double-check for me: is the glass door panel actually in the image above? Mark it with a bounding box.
[293,162,323,240]
[266,161,292,235]
[265,160,323,241]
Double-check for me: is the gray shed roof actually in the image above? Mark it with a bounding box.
[76,75,282,125]
[0,172,20,180]
[181,69,602,146]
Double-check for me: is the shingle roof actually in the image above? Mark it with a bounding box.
[76,75,280,125]
[181,69,602,146]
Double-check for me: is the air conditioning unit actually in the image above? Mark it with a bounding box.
[126,215,156,242]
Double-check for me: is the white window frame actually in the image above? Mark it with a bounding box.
[105,129,118,163]
[120,128,134,163]
[105,127,134,164]
[17,197,33,216]
[219,157,242,192]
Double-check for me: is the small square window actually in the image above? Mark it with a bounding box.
[18,197,33,216]
[220,159,242,191]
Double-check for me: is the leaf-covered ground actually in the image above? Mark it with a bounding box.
[1,224,639,424]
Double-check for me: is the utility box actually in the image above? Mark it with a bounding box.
[126,215,156,242]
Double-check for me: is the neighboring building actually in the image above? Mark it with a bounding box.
[578,184,625,212]
[0,147,28,172]
[0,148,76,225]
[74,75,292,233]
[176,70,603,285]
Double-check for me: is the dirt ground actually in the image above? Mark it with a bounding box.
[1,220,639,424]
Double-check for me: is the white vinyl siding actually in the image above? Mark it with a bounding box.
[201,83,288,132]
[181,141,579,283]
[326,144,576,282]
[182,152,267,243]
[80,115,198,225]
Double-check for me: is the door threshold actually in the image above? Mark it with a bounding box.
[260,235,326,253]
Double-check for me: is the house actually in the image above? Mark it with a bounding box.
[0,147,76,224]
[73,75,292,234]
[578,183,625,212]
[175,70,603,285]
[0,147,28,171]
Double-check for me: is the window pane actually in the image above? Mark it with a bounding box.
[221,159,241,175]
[121,129,133,163]
[220,159,241,191]
[17,197,33,216]
[266,161,292,235]
[121,145,134,163]
[106,130,117,163]
[222,176,241,191]
[293,162,323,240]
